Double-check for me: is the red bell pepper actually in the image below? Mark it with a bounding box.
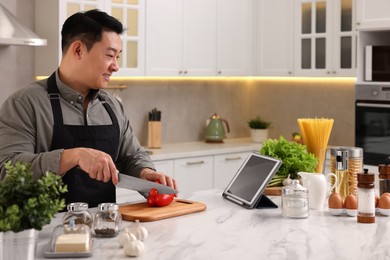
[147,188,174,207]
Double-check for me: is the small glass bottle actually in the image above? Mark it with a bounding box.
[93,203,121,237]
[334,149,349,201]
[378,163,390,196]
[282,179,309,218]
[62,202,93,229]
[357,169,375,224]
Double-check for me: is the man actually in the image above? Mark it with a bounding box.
[0,9,177,207]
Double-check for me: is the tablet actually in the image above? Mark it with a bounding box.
[222,152,282,209]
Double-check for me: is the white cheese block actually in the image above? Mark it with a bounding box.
[54,233,90,253]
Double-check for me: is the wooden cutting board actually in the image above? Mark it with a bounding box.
[119,199,207,222]
[264,186,282,196]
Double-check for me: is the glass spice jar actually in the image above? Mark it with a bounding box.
[93,203,121,237]
[281,180,309,219]
[62,202,93,229]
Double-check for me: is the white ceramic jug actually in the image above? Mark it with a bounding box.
[298,172,337,210]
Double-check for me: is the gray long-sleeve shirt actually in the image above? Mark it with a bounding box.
[0,71,154,180]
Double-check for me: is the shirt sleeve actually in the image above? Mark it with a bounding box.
[0,88,62,180]
[110,96,156,178]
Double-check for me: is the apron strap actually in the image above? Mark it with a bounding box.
[47,72,64,126]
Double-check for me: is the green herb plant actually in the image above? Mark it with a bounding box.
[260,136,318,186]
[248,116,271,129]
[0,161,67,232]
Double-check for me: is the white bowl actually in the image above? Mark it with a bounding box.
[345,209,357,217]
[329,208,344,216]
[378,208,390,216]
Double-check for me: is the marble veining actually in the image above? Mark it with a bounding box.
[34,189,390,260]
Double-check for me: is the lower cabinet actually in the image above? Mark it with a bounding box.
[152,151,254,195]
[213,152,252,190]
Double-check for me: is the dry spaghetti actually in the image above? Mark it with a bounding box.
[297,118,334,173]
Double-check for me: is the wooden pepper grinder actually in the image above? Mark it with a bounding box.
[357,169,375,223]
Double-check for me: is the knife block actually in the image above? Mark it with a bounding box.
[148,121,162,148]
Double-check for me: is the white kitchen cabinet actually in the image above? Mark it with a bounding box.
[213,152,251,190]
[356,0,390,30]
[35,0,145,77]
[216,0,252,76]
[294,0,356,77]
[174,156,213,195]
[153,159,174,178]
[255,0,294,76]
[146,0,216,76]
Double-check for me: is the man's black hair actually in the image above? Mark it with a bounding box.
[61,9,124,53]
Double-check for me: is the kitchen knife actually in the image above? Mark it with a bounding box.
[117,173,178,197]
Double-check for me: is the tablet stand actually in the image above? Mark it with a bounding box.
[254,194,278,209]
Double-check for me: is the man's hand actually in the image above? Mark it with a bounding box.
[59,148,119,184]
[139,168,177,191]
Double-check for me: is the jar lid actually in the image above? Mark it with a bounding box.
[98,203,119,211]
[67,202,89,211]
[330,147,363,158]
[282,179,308,195]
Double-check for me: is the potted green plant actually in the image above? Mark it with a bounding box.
[248,116,271,143]
[0,161,67,260]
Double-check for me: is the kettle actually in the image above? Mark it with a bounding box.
[205,113,230,143]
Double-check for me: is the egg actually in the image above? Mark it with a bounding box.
[328,193,343,209]
[378,193,390,209]
[344,194,358,210]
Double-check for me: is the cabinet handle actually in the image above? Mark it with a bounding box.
[186,160,205,165]
[225,156,242,161]
[179,70,183,74]
[332,71,336,74]
[218,71,222,74]
[184,70,188,74]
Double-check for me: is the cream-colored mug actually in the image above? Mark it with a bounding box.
[298,172,337,210]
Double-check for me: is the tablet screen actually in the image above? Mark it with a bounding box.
[224,153,281,207]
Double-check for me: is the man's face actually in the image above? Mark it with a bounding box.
[80,31,122,89]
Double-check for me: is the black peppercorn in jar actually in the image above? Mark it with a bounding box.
[93,203,121,237]
[62,202,93,229]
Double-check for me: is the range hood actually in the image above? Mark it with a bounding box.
[0,3,47,46]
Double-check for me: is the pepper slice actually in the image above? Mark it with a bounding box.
[147,188,174,207]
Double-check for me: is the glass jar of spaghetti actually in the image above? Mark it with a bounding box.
[330,147,363,197]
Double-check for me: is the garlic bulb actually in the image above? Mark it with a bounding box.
[126,219,148,241]
[123,233,145,257]
[118,230,131,248]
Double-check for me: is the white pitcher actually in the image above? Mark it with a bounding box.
[298,172,337,210]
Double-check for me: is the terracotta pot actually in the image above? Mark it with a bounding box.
[250,129,268,143]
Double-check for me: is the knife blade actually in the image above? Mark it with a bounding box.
[117,173,178,197]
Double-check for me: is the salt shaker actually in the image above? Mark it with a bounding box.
[282,179,309,218]
[62,202,93,229]
[357,169,375,224]
[93,203,121,237]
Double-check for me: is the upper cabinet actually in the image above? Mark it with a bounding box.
[356,0,390,30]
[145,0,252,76]
[35,0,145,77]
[255,0,294,76]
[216,0,252,76]
[294,0,356,77]
[145,0,216,76]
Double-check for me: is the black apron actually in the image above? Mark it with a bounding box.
[47,73,120,208]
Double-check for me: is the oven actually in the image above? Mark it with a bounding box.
[355,84,390,165]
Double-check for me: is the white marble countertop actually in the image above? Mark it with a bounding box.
[148,138,261,161]
[34,189,390,260]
